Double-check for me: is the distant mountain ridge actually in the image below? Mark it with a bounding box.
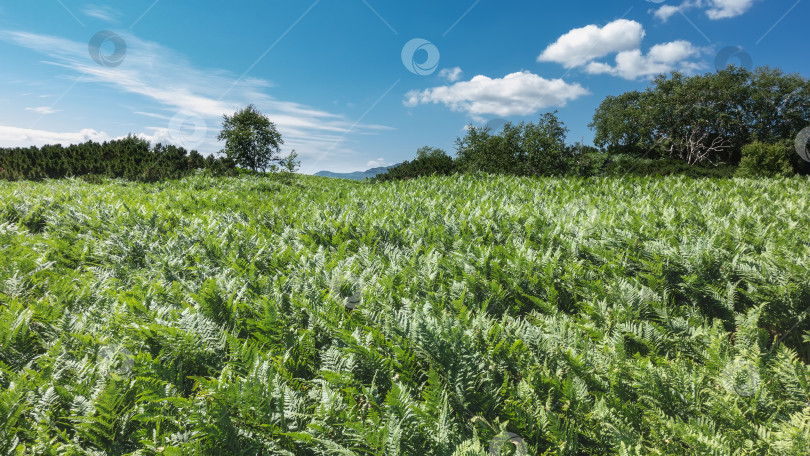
[314,164,400,180]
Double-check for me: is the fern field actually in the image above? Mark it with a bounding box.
[1,173,809,455]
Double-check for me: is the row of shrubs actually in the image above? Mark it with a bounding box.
[0,136,238,183]
[1,125,805,185]
[373,151,741,182]
[373,115,807,182]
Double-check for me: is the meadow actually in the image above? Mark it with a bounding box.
[1,173,809,455]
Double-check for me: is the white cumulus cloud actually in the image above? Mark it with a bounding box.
[404,71,588,120]
[706,0,758,19]
[653,0,758,21]
[365,158,389,168]
[537,19,645,68]
[538,20,704,80]
[585,40,705,80]
[654,5,683,22]
[439,67,463,83]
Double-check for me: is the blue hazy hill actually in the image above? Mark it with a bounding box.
[314,164,400,180]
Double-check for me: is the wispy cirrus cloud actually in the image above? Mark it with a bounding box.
[82,5,122,22]
[0,124,110,147]
[25,106,60,115]
[0,29,390,171]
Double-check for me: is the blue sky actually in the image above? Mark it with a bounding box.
[0,1,806,173]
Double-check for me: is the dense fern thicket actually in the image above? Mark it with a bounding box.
[1,174,809,455]
[0,136,236,182]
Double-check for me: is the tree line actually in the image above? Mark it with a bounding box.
[0,136,237,183]
[376,65,810,181]
[0,105,298,183]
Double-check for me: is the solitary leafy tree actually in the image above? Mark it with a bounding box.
[217,105,283,173]
[277,149,301,185]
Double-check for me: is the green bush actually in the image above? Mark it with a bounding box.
[565,147,610,177]
[735,140,794,178]
[605,155,737,178]
[374,147,455,182]
[454,112,570,176]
